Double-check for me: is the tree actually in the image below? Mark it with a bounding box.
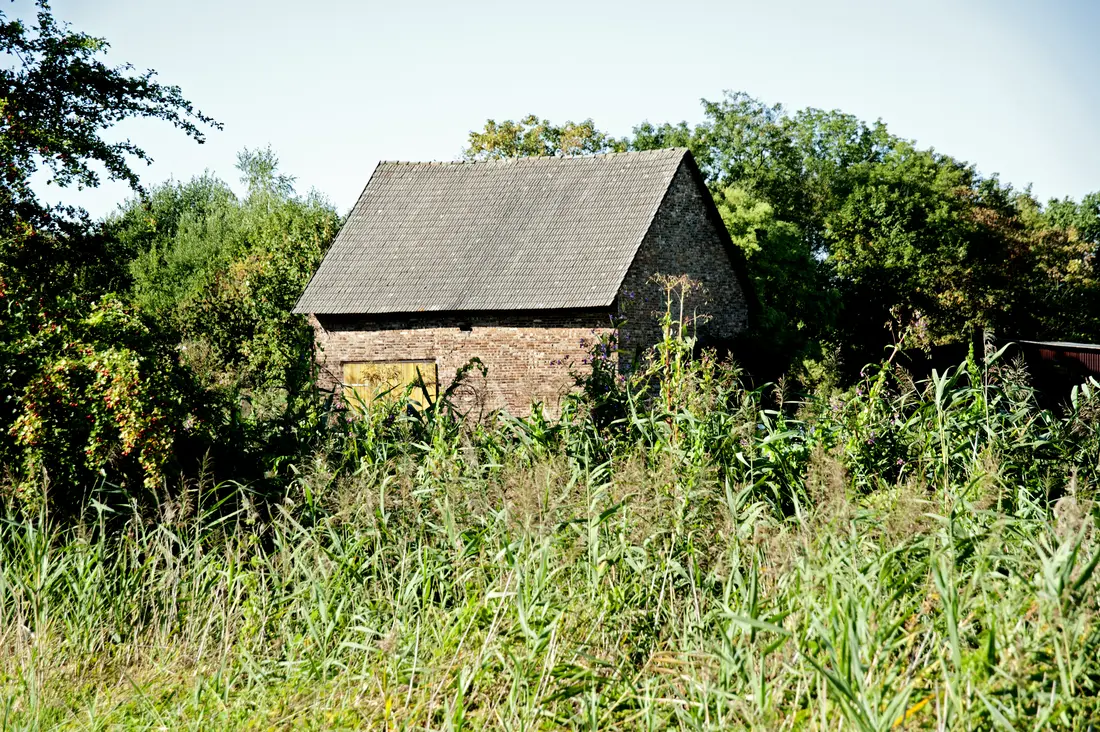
[824,149,1100,353]
[631,120,713,171]
[714,185,832,371]
[464,115,625,160]
[0,1,218,511]
[1021,191,1100,340]
[1,0,219,233]
[634,93,898,250]
[1045,193,1100,251]
[111,148,340,420]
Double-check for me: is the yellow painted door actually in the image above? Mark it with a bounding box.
[342,361,438,411]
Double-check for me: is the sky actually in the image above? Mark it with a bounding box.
[21,0,1100,218]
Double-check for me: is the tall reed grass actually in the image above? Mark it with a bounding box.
[2,321,1099,729]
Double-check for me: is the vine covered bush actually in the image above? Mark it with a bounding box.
[6,296,205,510]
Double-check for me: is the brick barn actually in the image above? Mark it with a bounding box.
[294,148,752,416]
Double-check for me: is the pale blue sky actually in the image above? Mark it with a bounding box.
[25,0,1100,217]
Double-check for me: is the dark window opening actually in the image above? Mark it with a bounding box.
[459,322,472,332]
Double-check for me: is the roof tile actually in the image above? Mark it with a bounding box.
[294,148,687,314]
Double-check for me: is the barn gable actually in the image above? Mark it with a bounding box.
[618,155,752,354]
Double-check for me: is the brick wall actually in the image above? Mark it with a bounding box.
[312,310,614,418]
[617,160,750,362]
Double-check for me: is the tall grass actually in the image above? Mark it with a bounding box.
[2,327,1099,729]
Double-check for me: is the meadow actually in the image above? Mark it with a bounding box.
[2,324,1099,731]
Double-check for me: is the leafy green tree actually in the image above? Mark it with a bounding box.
[825,149,1100,352]
[123,174,242,317]
[695,93,808,224]
[464,115,625,160]
[787,108,893,249]
[714,185,832,370]
[635,94,896,247]
[1,0,218,233]
[1019,191,1100,340]
[826,147,994,350]
[1,1,217,510]
[630,120,713,171]
[6,296,207,509]
[111,148,340,418]
[1045,192,1100,250]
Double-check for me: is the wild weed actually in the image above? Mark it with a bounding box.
[1,314,1098,728]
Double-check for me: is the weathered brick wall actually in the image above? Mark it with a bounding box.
[617,160,749,362]
[311,311,614,417]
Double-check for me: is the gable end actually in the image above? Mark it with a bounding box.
[615,152,756,353]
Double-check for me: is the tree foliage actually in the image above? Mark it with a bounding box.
[4,145,338,508]
[0,1,221,509]
[713,184,831,367]
[1045,193,1100,248]
[469,94,1100,377]
[1,0,219,232]
[5,296,204,509]
[464,114,625,160]
[110,148,340,407]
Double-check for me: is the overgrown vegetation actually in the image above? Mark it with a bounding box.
[1,147,338,508]
[3,317,1099,728]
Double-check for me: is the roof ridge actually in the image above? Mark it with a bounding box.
[377,147,688,167]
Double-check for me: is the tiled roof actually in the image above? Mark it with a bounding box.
[294,148,689,314]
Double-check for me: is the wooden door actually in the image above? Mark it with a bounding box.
[342,361,438,411]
